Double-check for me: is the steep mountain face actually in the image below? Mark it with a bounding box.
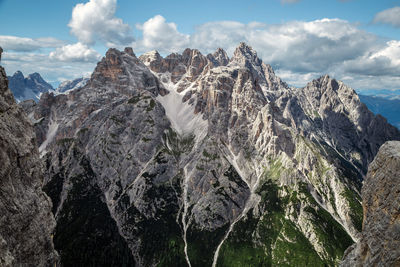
[341,141,400,266]
[56,77,89,94]
[25,43,400,266]
[359,94,400,129]
[8,71,53,102]
[0,66,58,266]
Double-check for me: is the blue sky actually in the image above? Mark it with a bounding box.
[1,0,400,90]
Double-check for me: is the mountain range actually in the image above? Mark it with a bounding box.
[8,71,400,133]
[7,71,88,102]
[13,43,399,266]
[7,71,53,102]
[358,95,400,129]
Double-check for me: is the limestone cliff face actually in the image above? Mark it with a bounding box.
[341,141,400,266]
[0,66,58,266]
[25,44,400,266]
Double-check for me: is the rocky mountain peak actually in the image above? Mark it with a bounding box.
[12,70,24,79]
[26,72,53,91]
[315,74,340,91]
[230,42,262,67]
[93,47,138,82]
[27,72,43,80]
[87,47,166,97]
[207,48,229,67]
[124,47,135,57]
[56,77,89,94]
[304,74,360,109]
[139,50,162,65]
[7,70,53,102]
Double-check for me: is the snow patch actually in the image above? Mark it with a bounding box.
[155,72,208,143]
[39,119,59,157]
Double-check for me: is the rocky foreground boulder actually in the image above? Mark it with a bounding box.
[0,65,58,266]
[341,141,400,266]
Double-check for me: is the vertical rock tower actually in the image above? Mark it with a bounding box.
[0,58,58,266]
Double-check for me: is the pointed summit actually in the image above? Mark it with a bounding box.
[207,48,229,66]
[139,50,162,66]
[12,70,24,79]
[124,47,136,57]
[311,74,341,92]
[230,42,261,66]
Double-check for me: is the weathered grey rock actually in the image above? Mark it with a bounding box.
[207,48,229,67]
[0,66,58,266]
[341,141,400,267]
[26,43,400,266]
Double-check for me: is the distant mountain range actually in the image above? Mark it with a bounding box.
[359,95,400,129]
[56,77,89,94]
[7,71,54,102]
[7,71,88,102]
[357,89,400,100]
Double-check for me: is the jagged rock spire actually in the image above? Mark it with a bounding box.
[230,42,262,67]
[207,48,229,66]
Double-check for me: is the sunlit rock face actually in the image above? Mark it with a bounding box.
[25,43,400,266]
[341,141,400,267]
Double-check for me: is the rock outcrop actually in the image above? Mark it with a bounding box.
[341,141,400,266]
[0,66,58,266]
[25,43,400,266]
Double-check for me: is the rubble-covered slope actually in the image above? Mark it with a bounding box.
[0,66,58,266]
[341,141,400,266]
[25,44,400,266]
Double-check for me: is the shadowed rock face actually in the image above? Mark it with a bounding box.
[341,141,400,267]
[0,66,58,266]
[24,44,400,266]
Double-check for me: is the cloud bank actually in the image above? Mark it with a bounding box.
[0,36,65,52]
[127,15,400,89]
[49,42,101,62]
[2,0,400,90]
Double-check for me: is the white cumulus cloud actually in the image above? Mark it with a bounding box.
[374,6,400,27]
[49,42,101,62]
[0,35,65,52]
[187,18,378,74]
[133,15,189,53]
[342,40,400,77]
[68,0,134,47]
